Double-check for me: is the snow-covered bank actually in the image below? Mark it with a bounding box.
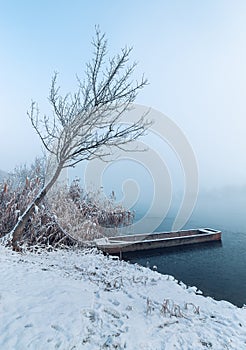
[0,245,246,350]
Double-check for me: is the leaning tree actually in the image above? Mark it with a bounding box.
[5,28,150,250]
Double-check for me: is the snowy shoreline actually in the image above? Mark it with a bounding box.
[1,245,246,349]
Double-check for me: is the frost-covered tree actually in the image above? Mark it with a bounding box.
[6,28,150,250]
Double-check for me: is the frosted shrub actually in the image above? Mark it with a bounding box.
[47,186,101,242]
[0,163,42,238]
[0,163,134,250]
[69,179,134,229]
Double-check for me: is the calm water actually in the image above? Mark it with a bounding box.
[124,215,246,307]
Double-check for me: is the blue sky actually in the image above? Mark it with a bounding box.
[0,0,246,192]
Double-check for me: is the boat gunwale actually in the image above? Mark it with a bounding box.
[95,228,222,249]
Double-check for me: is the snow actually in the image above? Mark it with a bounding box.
[0,244,246,349]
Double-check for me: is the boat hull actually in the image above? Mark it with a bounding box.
[94,228,222,254]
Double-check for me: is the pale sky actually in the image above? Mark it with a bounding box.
[1,0,246,192]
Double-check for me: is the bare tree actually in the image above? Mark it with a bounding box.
[6,28,150,250]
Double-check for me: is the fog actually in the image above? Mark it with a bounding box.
[1,1,246,226]
[190,185,246,231]
[68,146,246,233]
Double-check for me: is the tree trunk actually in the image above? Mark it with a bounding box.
[9,165,63,251]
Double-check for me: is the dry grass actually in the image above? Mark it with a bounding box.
[0,163,134,250]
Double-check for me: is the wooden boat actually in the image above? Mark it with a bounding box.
[94,228,222,254]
